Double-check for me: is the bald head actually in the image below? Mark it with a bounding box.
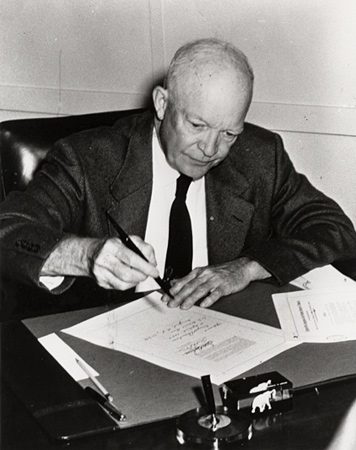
[165,38,254,110]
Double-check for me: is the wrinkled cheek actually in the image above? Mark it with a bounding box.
[218,146,232,160]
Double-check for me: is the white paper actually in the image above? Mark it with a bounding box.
[62,293,299,385]
[38,333,99,381]
[272,288,356,343]
[290,264,356,290]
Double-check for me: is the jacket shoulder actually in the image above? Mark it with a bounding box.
[64,110,152,151]
[44,110,153,195]
[225,122,286,186]
[51,110,152,171]
[240,122,279,148]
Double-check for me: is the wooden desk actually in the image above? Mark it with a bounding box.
[2,281,356,449]
[1,368,355,450]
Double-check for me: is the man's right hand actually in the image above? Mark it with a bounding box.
[41,235,159,290]
[88,236,159,290]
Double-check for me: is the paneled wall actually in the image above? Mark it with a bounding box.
[1,0,355,225]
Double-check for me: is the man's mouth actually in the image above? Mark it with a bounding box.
[186,155,214,166]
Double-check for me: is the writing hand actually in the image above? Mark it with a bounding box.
[89,236,159,290]
[161,257,270,309]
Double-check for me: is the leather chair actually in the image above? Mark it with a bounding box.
[0,109,144,201]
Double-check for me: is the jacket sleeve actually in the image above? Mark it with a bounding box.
[0,139,86,293]
[242,133,356,284]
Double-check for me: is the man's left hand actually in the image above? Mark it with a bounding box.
[161,257,271,309]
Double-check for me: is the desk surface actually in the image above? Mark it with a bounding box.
[2,349,356,450]
[23,282,356,427]
[2,280,356,449]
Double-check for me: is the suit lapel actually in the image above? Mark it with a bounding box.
[107,112,154,239]
[105,112,254,264]
[206,153,254,264]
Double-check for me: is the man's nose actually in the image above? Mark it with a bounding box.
[198,132,219,157]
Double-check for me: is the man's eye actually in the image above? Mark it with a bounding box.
[191,122,203,129]
[224,131,237,139]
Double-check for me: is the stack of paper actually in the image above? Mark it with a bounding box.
[275,265,356,343]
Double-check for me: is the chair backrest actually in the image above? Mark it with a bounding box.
[0,109,144,201]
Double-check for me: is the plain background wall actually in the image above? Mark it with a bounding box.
[1,0,355,226]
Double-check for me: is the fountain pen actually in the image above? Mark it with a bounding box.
[105,211,174,299]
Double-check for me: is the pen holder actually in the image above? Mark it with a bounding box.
[220,372,293,417]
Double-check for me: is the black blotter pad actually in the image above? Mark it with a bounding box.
[1,321,118,440]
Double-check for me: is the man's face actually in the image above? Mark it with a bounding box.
[154,72,250,179]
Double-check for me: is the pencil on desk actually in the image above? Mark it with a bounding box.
[76,358,114,403]
[85,387,126,421]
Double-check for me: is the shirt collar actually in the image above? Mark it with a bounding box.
[152,127,179,187]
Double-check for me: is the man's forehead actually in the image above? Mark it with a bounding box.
[176,66,249,104]
[178,76,247,117]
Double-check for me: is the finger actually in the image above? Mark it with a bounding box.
[168,278,215,309]
[113,263,151,283]
[191,272,250,308]
[174,287,213,309]
[199,289,222,308]
[161,288,172,302]
[160,272,197,303]
[92,238,158,285]
[167,269,206,297]
[92,266,137,291]
[95,258,150,288]
[115,241,159,279]
[130,235,158,267]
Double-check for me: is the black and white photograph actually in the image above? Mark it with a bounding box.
[1,1,355,449]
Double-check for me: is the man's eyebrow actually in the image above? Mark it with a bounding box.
[186,112,242,134]
[186,113,207,124]
[222,125,244,135]
[231,126,244,135]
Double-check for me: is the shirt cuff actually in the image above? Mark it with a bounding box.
[39,275,65,291]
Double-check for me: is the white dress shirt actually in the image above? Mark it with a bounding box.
[136,129,208,292]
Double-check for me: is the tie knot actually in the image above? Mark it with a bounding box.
[176,175,192,200]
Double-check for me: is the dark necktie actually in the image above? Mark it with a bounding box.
[164,175,193,282]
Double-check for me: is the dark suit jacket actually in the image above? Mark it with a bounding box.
[1,110,355,292]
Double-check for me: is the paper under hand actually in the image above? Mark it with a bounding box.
[62,292,298,385]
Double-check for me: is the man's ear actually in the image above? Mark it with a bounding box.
[152,86,168,121]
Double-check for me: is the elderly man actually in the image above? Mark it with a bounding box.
[1,38,355,309]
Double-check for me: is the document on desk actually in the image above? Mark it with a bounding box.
[272,288,356,343]
[290,264,356,290]
[38,333,99,381]
[62,292,299,385]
